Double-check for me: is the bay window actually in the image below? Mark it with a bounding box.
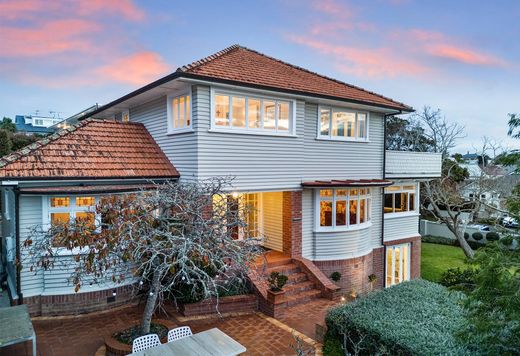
[386,243,410,286]
[168,93,191,132]
[384,184,417,214]
[212,90,294,134]
[316,188,371,230]
[318,107,369,140]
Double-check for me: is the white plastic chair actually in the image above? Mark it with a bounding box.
[167,326,193,342]
[132,333,161,353]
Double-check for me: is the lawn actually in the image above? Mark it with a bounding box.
[421,242,468,282]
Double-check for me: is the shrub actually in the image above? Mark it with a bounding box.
[472,232,483,241]
[464,232,469,240]
[439,268,477,293]
[268,271,288,292]
[325,280,472,355]
[485,232,500,241]
[330,271,341,282]
[421,235,457,246]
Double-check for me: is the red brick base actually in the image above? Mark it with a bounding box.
[178,294,257,317]
[18,284,137,317]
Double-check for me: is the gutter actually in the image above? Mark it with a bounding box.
[14,187,22,304]
[382,110,402,288]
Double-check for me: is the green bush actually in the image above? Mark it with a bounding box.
[268,271,288,292]
[325,280,473,355]
[439,268,477,293]
[421,235,457,246]
[472,232,483,241]
[485,232,499,241]
[464,232,469,240]
[330,271,341,282]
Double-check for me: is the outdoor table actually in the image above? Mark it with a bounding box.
[0,304,36,356]
[130,328,246,356]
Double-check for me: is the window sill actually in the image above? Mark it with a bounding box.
[314,221,372,233]
[167,128,194,135]
[384,212,420,219]
[315,136,370,143]
[208,128,297,138]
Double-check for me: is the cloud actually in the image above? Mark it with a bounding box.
[426,44,505,66]
[76,0,145,22]
[96,52,170,85]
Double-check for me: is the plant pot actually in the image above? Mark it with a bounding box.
[267,289,286,304]
[104,318,176,356]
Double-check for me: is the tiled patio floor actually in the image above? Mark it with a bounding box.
[0,298,339,356]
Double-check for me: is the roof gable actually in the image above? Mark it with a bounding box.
[0,119,179,180]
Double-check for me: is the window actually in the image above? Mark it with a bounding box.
[212,192,262,239]
[386,243,410,286]
[316,188,371,230]
[318,107,368,140]
[212,91,294,134]
[34,119,44,126]
[384,184,417,214]
[122,110,129,123]
[3,190,10,220]
[168,93,191,131]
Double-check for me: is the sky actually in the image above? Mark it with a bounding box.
[0,0,519,153]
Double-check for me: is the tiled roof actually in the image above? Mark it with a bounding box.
[301,179,393,188]
[18,184,160,194]
[179,45,412,111]
[0,119,179,180]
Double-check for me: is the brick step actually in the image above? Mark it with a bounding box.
[285,289,322,307]
[266,263,301,275]
[286,272,309,284]
[284,281,316,296]
[265,257,293,269]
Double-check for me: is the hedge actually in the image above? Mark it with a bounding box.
[325,280,474,355]
[472,232,483,241]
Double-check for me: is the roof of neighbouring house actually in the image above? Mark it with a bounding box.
[0,119,180,180]
[14,115,56,134]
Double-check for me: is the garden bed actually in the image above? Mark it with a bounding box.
[179,294,257,317]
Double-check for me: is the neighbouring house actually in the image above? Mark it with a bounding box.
[14,115,66,135]
[0,45,441,317]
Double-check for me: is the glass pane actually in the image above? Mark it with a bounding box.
[359,188,366,195]
[336,200,347,226]
[332,111,355,137]
[395,192,408,212]
[350,189,358,196]
[320,189,333,197]
[367,198,371,221]
[320,201,333,227]
[357,113,366,138]
[403,185,415,191]
[402,244,409,281]
[76,197,95,207]
[263,100,276,129]
[349,199,357,225]
[248,98,261,128]
[386,248,393,286]
[359,199,366,223]
[394,247,401,283]
[277,101,290,131]
[51,197,70,208]
[409,193,415,211]
[173,98,179,128]
[215,94,230,126]
[75,212,95,228]
[336,189,347,197]
[186,95,191,126]
[384,194,394,213]
[320,109,330,136]
[244,193,259,238]
[385,185,401,192]
[51,212,70,226]
[179,96,185,128]
[231,97,246,127]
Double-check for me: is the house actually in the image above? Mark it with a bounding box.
[14,115,65,135]
[0,45,441,316]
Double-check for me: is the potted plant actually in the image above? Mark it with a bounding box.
[368,273,377,292]
[266,271,288,304]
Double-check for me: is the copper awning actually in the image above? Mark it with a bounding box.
[301,179,393,188]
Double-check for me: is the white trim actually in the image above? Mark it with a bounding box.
[3,189,10,220]
[383,182,418,215]
[316,105,370,142]
[166,88,193,134]
[384,212,420,220]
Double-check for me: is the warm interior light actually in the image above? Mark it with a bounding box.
[231,192,239,199]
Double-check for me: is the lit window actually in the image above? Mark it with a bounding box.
[215,94,230,126]
[319,107,368,140]
[263,100,276,129]
[122,110,130,123]
[232,97,246,127]
[384,184,417,214]
[248,98,261,128]
[277,101,290,131]
[386,243,410,286]
[212,193,261,239]
[317,188,371,230]
[169,94,191,130]
[76,197,95,207]
[51,197,70,208]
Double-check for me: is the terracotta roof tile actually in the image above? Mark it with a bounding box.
[0,119,179,180]
[178,45,412,111]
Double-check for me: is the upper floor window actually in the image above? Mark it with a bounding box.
[318,107,368,141]
[316,188,371,231]
[168,93,191,132]
[122,110,130,123]
[384,184,416,214]
[34,119,44,126]
[212,90,295,135]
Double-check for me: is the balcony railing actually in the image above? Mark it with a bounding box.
[385,150,442,179]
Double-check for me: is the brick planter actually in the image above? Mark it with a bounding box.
[104,318,176,356]
[266,290,286,304]
[179,294,257,317]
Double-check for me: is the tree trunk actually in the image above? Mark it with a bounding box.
[449,223,475,259]
[140,271,161,335]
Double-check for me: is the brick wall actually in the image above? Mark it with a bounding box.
[282,190,302,258]
[179,294,257,317]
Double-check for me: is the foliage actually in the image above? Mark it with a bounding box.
[330,271,342,282]
[459,242,520,355]
[23,178,262,335]
[113,322,168,345]
[368,274,377,283]
[442,158,469,183]
[325,280,472,355]
[472,232,483,241]
[422,234,457,246]
[439,267,477,293]
[421,242,468,283]
[0,117,16,132]
[0,130,12,157]
[385,115,433,152]
[323,332,343,356]
[0,128,41,157]
[498,114,520,217]
[174,274,251,303]
[485,231,499,241]
[268,271,288,292]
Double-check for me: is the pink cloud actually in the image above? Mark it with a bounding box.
[312,0,353,17]
[77,0,145,21]
[96,52,170,86]
[426,44,505,66]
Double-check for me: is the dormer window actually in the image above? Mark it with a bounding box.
[167,93,192,133]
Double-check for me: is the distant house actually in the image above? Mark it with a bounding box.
[14,115,65,135]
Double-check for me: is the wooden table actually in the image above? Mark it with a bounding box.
[0,305,37,356]
[129,328,246,356]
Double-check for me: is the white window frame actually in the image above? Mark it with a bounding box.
[317,106,370,142]
[167,88,193,134]
[384,183,418,218]
[210,88,297,137]
[386,243,411,287]
[314,188,372,232]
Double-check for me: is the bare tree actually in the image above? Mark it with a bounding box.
[23,178,262,335]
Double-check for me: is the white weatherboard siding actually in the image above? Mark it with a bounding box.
[130,96,197,180]
[262,192,283,252]
[303,103,385,181]
[384,215,420,242]
[385,151,442,178]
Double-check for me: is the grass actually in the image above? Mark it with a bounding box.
[421,242,468,282]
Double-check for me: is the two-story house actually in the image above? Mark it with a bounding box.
[0,45,441,316]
